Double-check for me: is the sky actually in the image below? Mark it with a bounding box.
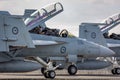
[0,0,120,36]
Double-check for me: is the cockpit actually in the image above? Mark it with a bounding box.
[101,13,120,40]
[25,2,64,31]
[29,26,76,38]
[25,2,76,38]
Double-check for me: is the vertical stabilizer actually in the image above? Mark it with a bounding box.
[79,23,107,47]
[0,15,35,52]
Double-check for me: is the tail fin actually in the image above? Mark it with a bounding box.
[0,14,35,52]
[79,23,107,47]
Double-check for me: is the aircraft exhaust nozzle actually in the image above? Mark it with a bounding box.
[99,46,115,57]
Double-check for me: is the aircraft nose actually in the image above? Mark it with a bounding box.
[100,46,115,57]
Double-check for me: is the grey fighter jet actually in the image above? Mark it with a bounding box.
[79,13,120,75]
[100,13,120,75]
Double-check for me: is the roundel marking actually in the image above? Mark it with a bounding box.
[60,46,66,53]
[91,32,96,39]
[12,27,19,35]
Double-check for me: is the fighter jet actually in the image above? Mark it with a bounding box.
[100,13,120,75]
[79,13,120,75]
[0,2,117,79]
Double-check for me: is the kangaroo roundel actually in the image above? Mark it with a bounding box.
[12,27,19,35]
[91,32,96,39]
[60,46,66,53]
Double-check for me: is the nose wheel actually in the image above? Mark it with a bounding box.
[48,70,56,79]
[43,70,56,79]
[111,68,120,75]
[41,67,56,79]
[68,65,77,75]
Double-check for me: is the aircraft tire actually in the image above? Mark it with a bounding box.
[111,68,116,75]
[116,68,120,75]
[68,65,77,75]
[41,67,45,74]
[44,72,49,78]
[48,70,56,79]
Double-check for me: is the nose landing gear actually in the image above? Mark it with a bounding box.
[33,57,61,79]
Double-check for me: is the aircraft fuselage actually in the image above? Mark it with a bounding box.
[16,34,114,58]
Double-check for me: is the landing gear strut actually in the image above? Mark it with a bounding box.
[111,68,120,75]
[68,65,77,75]
[33,57,60,79]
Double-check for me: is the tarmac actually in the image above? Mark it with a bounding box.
[0,69,120,80]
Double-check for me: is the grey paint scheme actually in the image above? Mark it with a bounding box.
[16,34,114,58]
[14,33,114,70]
[106,39,120,56]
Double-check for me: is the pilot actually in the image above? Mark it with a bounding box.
[62,32,68,37]
[35,27,41,34]
[38,26,44,34]
[41,27,47,34]
[49,29,59,36]
[110,33,120,40]
[46,29,53,36]
[60,29,68,37]
[54,29,60,37]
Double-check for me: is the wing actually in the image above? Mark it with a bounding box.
[31,33,70,46]
[33,40,65,46]
[107,43,120,48]
[106,39,120,48]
